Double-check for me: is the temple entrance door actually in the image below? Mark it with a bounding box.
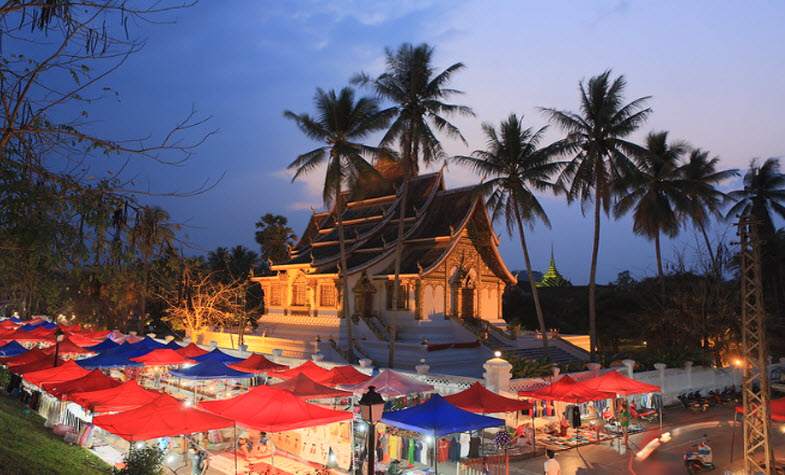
[362,292,374,318]
[461,288,474,319]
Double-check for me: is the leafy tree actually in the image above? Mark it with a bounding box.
[354,42,473,368]
[452,114,561,351]
[614,131,689,285]
[207,245,259,282]
[542,70,651,358]
[254,214,296,266]
[284,87,393,361]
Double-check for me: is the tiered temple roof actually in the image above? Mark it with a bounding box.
[274,171,515,283]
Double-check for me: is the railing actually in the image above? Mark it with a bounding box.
[454,317,513,351]
[356,311,390,342]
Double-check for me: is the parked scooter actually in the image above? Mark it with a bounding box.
[684,455,715,474]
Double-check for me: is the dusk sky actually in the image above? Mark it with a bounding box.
[75,1,785,284]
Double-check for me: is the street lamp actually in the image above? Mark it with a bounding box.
[53,327,64,367]
[358,386,384,475]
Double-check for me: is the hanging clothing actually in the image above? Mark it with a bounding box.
[437,438,450,462]
[407,439,415,465]
[468,435,481,458]
[448,437,460,462]
[459,433,470,458]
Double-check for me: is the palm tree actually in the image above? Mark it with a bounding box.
[284,87,393,363]
[726,158,785,234]
[541,70,651,359]
[354,42,473,368]
[679,149,738,273]
[614,131,689,285]
[130,205,176,333]
[452,114,561,351]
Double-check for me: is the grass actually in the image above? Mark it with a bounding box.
[0,391,111,475]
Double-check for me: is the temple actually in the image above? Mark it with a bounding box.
[537,248,572,287]
[204,171,588,376]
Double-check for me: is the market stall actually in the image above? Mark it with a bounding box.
[270,373,352,401]
[199,385,354,474]
[227,353,287,375]
[175,342,209,358]
[168,359,253,401]
[85,338,120,353]
[191,348,243,365]
[271,360,332,382]
[0,340,26,358]
[317,365,372,387]
[379,394,505,475]
[344,369,434,399]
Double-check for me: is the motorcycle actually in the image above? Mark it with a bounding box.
[683,454,715,474]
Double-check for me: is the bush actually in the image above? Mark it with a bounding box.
[113,445,164,475]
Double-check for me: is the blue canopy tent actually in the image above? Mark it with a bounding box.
[85,338,120,352]
[164,340,182,350]
[78,338,164,369]
[192,348,243,365]
[381,395,504,475]
[170,359,253,380]
[0,341,27,357]
[19,321,56,331]
[10,317,23,324]
[381,394,504,436]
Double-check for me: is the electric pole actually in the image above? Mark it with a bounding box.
[738,214,774,474]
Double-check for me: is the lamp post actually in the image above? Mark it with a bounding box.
[358,386,384,475]
[53,327,64,367]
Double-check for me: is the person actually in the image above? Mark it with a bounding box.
[559,414,569,437]
[544,450,560,475]
[686,436,713,465]
[188,444,207,475]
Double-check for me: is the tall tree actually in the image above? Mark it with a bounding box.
[452,114,561,351]
[207,245,259,282]
[284,87,393,362]
[726,158,785,317]
[129,206,176,333]
[726,158,785,234]
[254,214,296,267]
[354,43,473,367]
[679,149,738,273]
[542,70,651,359]
[614,131,689,285]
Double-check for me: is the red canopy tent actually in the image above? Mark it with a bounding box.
[93,394,233,441]
[199,385,352,432]
[576,371,661,396]
[227,353,287,374]
[518,375,610,403]
[445,382,532,414]
[63,333,103,348]
[344,369,434,398]
[3,328,54,344]
[175,343,209,358]
[2,348,50,366]
[43,369,120,399]
[317,365,371,387]
[70,380,161,413]
[130,349,194,366]
[53,336,96,356]
[23,360,90,387]
[271,360,331,382]
[10,357,64,375]
[735,397,785,422]
[270,373,352,400]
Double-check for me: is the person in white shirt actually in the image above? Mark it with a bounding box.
[544,450,561,475]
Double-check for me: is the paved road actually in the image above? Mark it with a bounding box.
[509,405,785,474]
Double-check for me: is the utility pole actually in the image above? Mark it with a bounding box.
[738,214,774,474]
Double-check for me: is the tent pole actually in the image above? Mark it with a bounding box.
[233,423,238,475]
[658,394,663,432]
[530,411,536,453]
[433,434,438,475]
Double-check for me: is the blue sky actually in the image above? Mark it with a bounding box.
[65,1,785,284]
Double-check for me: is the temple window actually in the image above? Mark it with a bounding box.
[269,284,282,306]
[319,284,336,307]
[292,282,307,306]
[385,281,409,310]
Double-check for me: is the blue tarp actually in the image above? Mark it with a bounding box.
[10,317,23,323]
[192,348,243,365]
[380,394,504,436]
[85,338,120,352]
[164,340,182,350]
[18,321,56,331]
[0,341,27,357]
[78,338,165,369]
[170,359,253,380]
